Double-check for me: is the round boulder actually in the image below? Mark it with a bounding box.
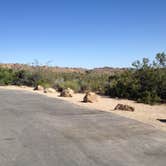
[83,92,98,103]
[60,88,74,97]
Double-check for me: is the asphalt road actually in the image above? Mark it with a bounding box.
[0,89,166,166]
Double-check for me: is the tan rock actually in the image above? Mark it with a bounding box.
[114,104,135,112]
[34,85,44,91]
[83,92,98,103]
[60,88,74,97]
[44,88,56,93]
[20,86,27,88]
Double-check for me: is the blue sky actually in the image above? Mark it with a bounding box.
[0,0,165,68]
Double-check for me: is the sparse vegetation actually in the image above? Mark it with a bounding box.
[0,52,165,104]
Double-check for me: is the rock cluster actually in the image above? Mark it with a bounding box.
[114,104,135,112]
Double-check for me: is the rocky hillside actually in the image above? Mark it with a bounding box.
[0,63,126,74]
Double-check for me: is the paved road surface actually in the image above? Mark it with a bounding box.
[0,89,166,166]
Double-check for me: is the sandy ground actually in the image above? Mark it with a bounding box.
[0,85,166,131]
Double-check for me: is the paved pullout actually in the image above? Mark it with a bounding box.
[0,89,166,166]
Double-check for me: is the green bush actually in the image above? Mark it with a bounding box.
[106,53,166,104]
[55,80,81,92]
[137,91,161,104]
[12,70,35,86]
[0,68,14,85]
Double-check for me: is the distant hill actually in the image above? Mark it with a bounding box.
[0,63,126,74]
[89,67,127,74]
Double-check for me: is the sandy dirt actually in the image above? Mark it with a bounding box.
[0,85,166,131]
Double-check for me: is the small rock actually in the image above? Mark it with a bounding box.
[34,85,44,91]
[20,86,27,88]
[60,88,74,97]
[114,104,135,112]
[83,92,98,103]
[44,88,56,93]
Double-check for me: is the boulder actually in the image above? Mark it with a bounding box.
[60,88,74,97]
[34,85,44,91]
[44,88,56,93]
[83,92,98,103]
[114,104,135,112]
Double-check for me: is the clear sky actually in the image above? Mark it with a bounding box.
[0,0,165,68]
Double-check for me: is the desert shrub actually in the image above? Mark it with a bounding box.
[52,72,110,93]
[78,73,109,94]
[55,80,81,92]
[0,68,14,85]
[137,90,161,104]
[12,70,35,86]
[79,80,91,92]
[106,53,166,104]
